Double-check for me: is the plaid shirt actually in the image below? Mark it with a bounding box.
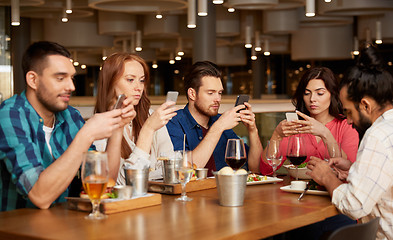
[332,109,393,240]
[0,91,86,211]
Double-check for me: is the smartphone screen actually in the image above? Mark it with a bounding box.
[286,112,298,122]
[166,91,179,103]
[113,94,126,110]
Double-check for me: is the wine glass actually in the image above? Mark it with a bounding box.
[286,135,307,180]
[81,151,109,220]
[266,140,283,182]
[323,142,342,162]
[225,139,247,170]
[175,151,194,202]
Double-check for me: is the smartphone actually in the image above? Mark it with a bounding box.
[286,112,299,122]
[113,94,126,110]
[166,91,179,103]
[234,94,250,107]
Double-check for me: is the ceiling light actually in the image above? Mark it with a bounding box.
[251,48,257,60]
[305,0,315,17]
[81,64,86,69]
[66,0,72,14]
[228,7,235,13]
[169,52,175,64]
[11,0,20,26]
[177,37,184,56]
[263,39,270,56]
[72,51,79,66]
[156,12,163,19]
[188,0,197,28]
[135,30,142,52]
[152,61,158,69]
[255,31,261,52]
[198,0,208,16]
[375,21,382,44]
[244,26,252,48]
[352,36,359,55]
[324,0,331,2]
[175,56,182,61]
[102,49,107,60]
[213,0,223,4]
[62,10,68,22]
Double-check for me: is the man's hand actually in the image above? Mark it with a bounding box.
[329,157,352,181]
[239,102,257,132]
[215,105,243,131]
[83,110,123,142]
[307,156,343,194]
[118,97,136,128]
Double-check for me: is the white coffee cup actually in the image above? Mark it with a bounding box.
[291,180,307,190]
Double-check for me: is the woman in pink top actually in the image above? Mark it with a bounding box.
[260,67,359,176]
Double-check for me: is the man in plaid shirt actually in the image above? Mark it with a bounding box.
[307,45,393,239]
[0,41,135,211]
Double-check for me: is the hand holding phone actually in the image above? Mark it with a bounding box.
[113,94,126,110]
[166,91,179,103]
[235,95,249,112]
[286,112,298,122]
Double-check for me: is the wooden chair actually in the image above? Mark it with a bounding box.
[327,217,380,240]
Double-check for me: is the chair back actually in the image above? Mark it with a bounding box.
[327,217,380,240]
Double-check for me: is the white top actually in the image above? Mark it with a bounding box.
[94,110,174,184]
[43,125,54,157]
[332,109,393,240]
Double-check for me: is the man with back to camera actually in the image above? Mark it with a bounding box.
[0,41,135,211]
[166,61,262,175]
[307,45,393,239]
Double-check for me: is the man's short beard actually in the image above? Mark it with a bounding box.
[36,84,67,113]
[194,97,218,117]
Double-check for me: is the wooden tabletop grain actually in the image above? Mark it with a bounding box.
[0,177,338,240]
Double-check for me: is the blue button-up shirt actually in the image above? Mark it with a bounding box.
[0,91,88,211]
[166,104,249,171]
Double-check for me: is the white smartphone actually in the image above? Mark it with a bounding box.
[113,94,126,110]
[166,91,179,103]
[286,112,298,122]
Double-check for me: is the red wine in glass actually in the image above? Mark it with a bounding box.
[225,139,247,170]
[286,156,307,166]
[286,135,307,180]
[225,157,247,170]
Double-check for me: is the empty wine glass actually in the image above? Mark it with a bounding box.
[266,140,283,182]
[225,139,247,170]
[324,142,342,162]
[175,151,194,202]
[286,134,307,180]
[81,151,109,220]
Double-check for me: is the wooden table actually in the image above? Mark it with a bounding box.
[0,177,338,240]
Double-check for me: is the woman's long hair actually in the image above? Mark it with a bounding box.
[292,67,344,120]
[95,52,151,159]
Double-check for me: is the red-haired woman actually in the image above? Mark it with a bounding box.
[94,52,177,184]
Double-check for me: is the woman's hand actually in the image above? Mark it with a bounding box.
[272,120,302,139]
[292,111,329,137]
[144,101,178,131]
